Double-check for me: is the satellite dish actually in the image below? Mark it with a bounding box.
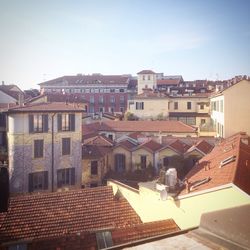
[160,189,168,201]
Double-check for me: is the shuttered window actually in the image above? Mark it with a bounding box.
[91,161,98,175]
[28,171,48,192]
[57,114,75,131]
[57,168,75,188]
[34,139,44,158]
[29,114,48,133]
[62,138,71,155]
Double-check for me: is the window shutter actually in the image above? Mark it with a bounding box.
[57,114,62,131]
[43,114,48,132]
[71,168,75,185]
[28,173,33,192]
[44,171,48,190]
[29,115,34,133]
[69,114,75,131]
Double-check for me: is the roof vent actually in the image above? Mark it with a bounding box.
[220,155,236,168]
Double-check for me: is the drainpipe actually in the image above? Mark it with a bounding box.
[51,113,56,192]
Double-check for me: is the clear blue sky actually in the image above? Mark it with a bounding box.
[0,0,249,90]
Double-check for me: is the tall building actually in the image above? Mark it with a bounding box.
[210,79,250,138]
[39,74,136,115]
[7,102,83,193]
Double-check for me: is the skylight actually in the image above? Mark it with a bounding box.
[220,155,236,168]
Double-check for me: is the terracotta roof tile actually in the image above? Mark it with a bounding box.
[168,139,191,154]
[8,102,84,113]
[0,186,142,243]
[112,219,180,245]
[179,132,250,196]
[186,140,214,155]
[98,121,197,133]
[115,140,137,151]
[83,134,114,146]
[137,139,163,153]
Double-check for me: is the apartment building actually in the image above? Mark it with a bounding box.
[7,102,83,193]
[210,79,250,138]
[39,74,136,114]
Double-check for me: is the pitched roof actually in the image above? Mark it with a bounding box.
[0,186,142,243]
[27,93,88,104]
[179,132,250,196]
[136,139,163,153]
[7,102,84,113]
[112,219,180,245]
[98,121,197,134]
[137,70,156,74]
[0,85,22,101]
[157,79,181,85]
[185,140,214,155]
[168,139,191,154]
[115,140,137,151]
[83,134,114,147]
[39,74,131,86]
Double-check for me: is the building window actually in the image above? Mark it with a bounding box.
[34,139,43,158]
[115,154,126,172]
[174,102,178,110]
[120,107,124,112]
[148,75,151,80]
[29,114,48,133]
[120,95,125,105]
[57,114,75,131]
[186,117,196,125]
[110,96,115,104]
[99,107,104,113]
[142,75,145,80]
[28,171,48,192]
[91,161,98,175]
[57,168,75,188]
[96,231,113,249]
[62,138,71,155]
[90,96,95,104]
[99,96,104,104]
[8,244,27,250]
[220,100,224,112]
[141,155,147,169]
[200,104,204,110]
[201,119,206,125]
[187,102,192,110]
[119,89,124,93]
[135,102,144,110]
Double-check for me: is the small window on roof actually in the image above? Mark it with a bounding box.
[220,155,236,168]
[96,231,113,249]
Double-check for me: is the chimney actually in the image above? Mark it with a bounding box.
[0,162,9,212]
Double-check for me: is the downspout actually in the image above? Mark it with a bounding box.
[51,113,56,192]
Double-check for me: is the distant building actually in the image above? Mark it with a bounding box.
[7,102,83,194]
[39,74,136,115]
[210,79,250,138]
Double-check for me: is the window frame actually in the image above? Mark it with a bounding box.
[57,168,75,188]
[34,139,44,158]
[91,161,98,175]
[28,171,48,192]
[62,138,71,155]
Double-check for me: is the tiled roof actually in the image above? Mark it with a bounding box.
[168,139,191,154]
[137,70,156,74]
[137,139,163,153]
[115,140,137,151]
[39,74,131,86]
[157,79,180,85]
[112,219,180,245]
[82,145,112,159]
[27,93,88,104]
[169,112,210,117]
[179,132,250,196]
[7,102,84,113]
[98,121,197,133]
[83,134,114,146]
[127,131,144,140]
[0,186,142,243]
[186,140,214,155]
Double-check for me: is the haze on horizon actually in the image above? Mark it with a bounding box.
[0,0,249,90]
